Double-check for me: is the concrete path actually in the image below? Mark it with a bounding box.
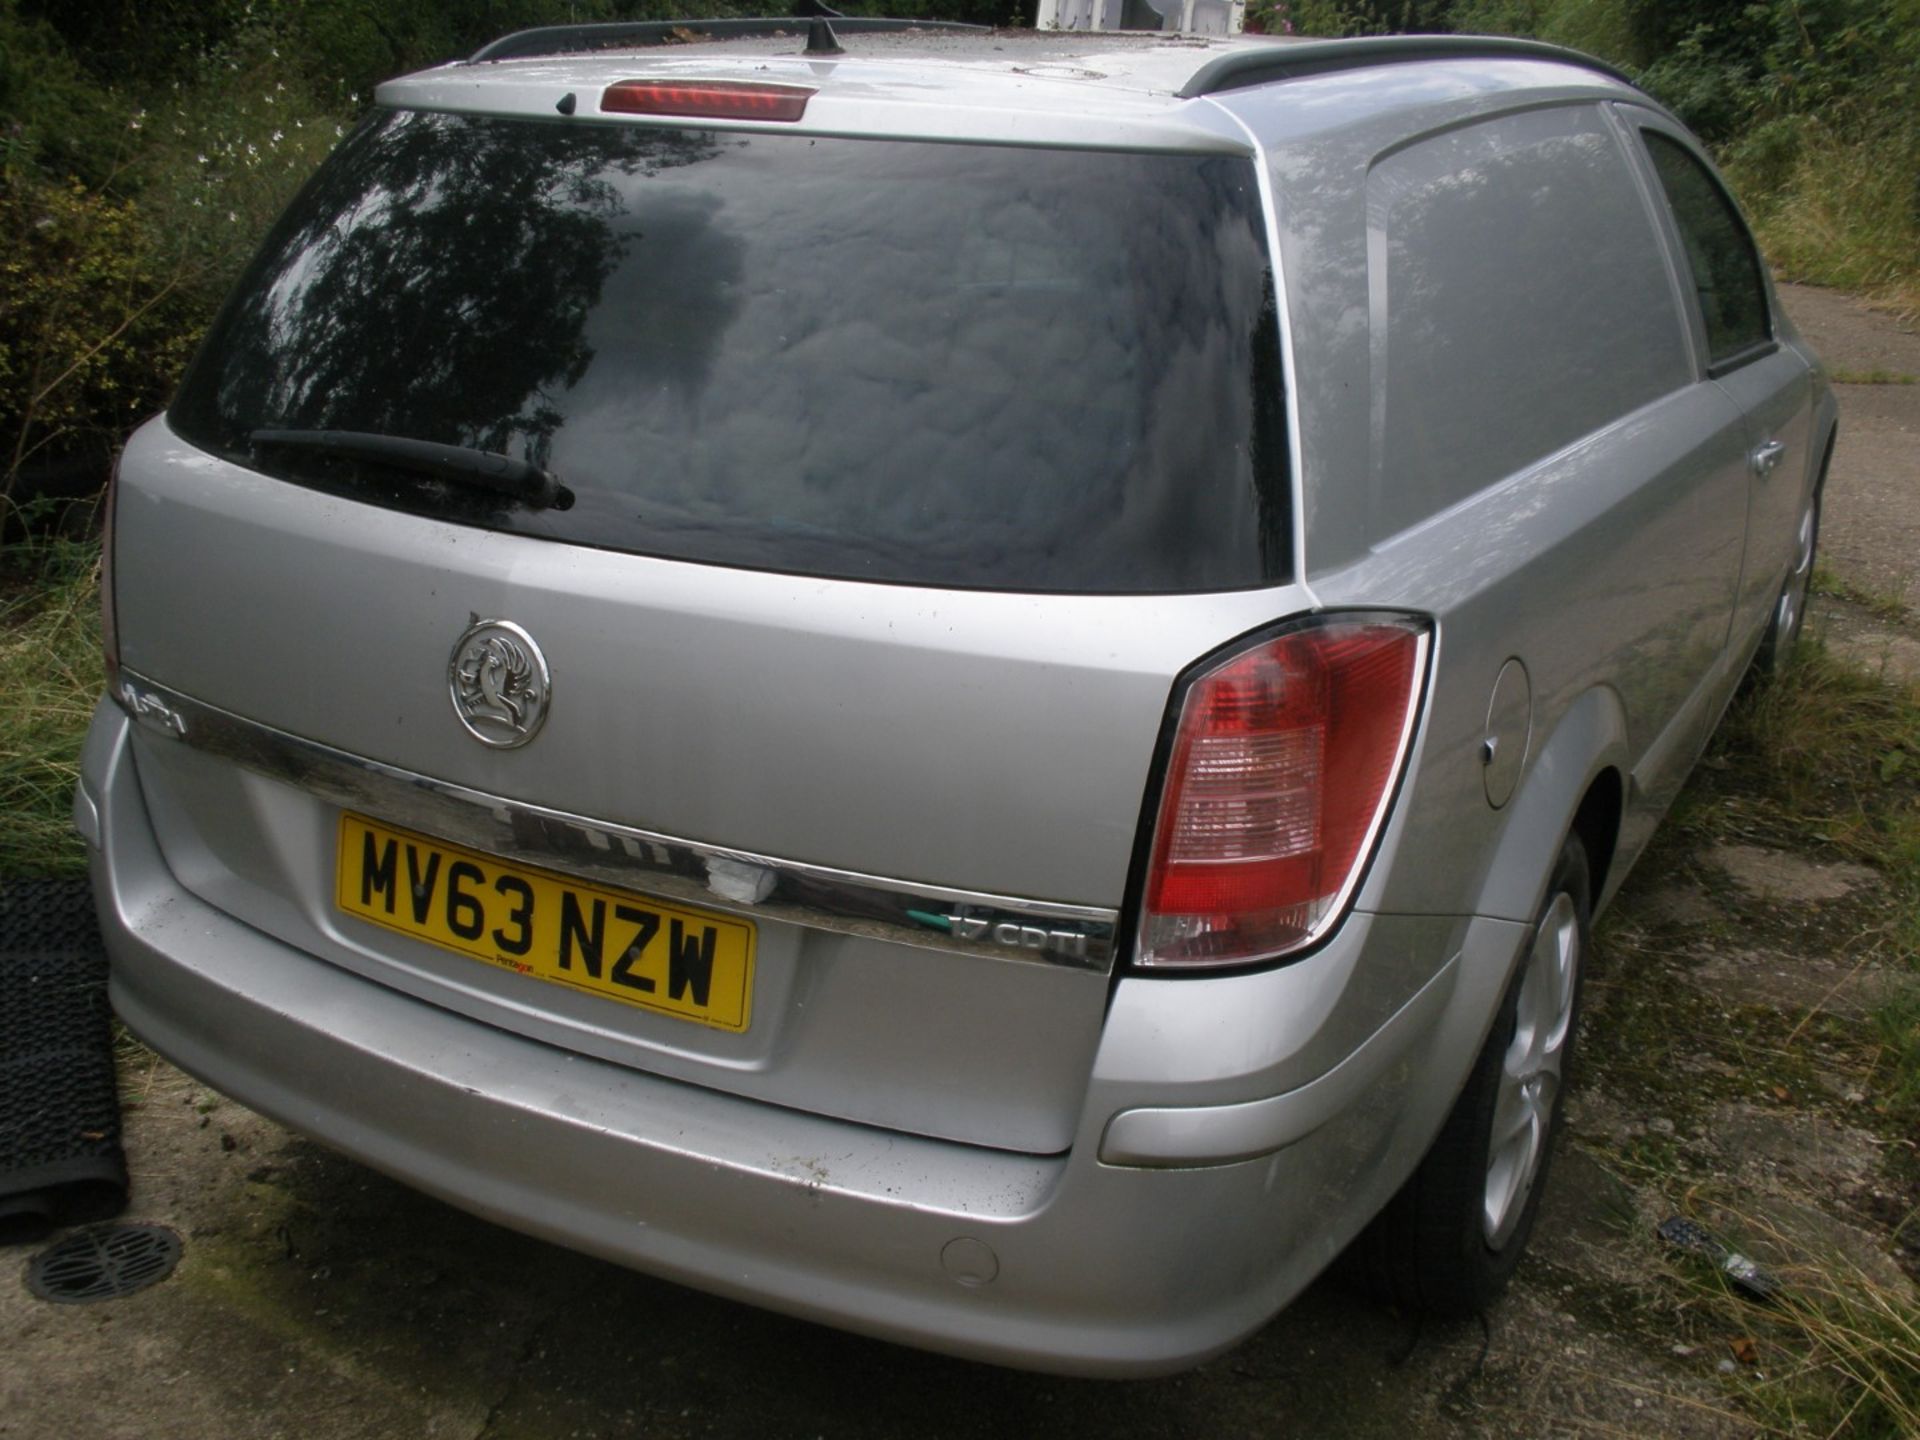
[1784,283,1920,683]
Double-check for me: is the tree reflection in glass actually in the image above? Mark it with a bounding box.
[174,116,1286,594]
[195,115,726,474]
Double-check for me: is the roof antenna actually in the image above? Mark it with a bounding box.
[793,0,846,53]
[804,17,845,54]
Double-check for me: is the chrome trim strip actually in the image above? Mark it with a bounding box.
[111,670,1117,972]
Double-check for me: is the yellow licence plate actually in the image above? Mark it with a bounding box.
[336,813,755,1032]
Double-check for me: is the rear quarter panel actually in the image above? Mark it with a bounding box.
[1228,67,1766,929]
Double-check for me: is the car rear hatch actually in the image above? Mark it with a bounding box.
[110,90,1293,1154]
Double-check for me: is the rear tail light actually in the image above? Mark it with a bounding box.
[601,80,814,123]
[1136,615,1429,969]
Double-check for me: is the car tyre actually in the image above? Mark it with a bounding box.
[1353,834,1591,1315]
[1751,468,1824,682]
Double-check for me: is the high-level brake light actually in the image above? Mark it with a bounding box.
[1136,616,1429,969]
[601,80,815,123]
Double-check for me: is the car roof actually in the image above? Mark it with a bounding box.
[375,27,1644,153]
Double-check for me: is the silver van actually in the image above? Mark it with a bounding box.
[80,21,1835,1376]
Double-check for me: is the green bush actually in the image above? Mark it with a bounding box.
[1444,0,1920,317]
[0,175,201,496]
[0,0,883,511]
[4,0,1917,512]
[133,33,357,284]
[0,3,362,500]
[0,1,131,186]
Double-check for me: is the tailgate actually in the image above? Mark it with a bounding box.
[112,420,1303,1151]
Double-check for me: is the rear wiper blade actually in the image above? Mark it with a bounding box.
[250,429,574,511]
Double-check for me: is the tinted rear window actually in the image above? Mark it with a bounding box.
[171,111,1289,593]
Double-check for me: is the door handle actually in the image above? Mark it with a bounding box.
[1750,438,1787,477]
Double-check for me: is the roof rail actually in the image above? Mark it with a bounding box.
[1176,34,1640,100]
[471,14,987,64]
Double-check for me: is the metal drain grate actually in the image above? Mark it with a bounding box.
[26,1223,182,1304]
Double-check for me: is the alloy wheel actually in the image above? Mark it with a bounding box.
[1483,891,1580,1248]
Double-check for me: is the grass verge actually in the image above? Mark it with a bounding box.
[1585,642,1920,1436]
[0,521,103,878]
[1734,121,1920,327]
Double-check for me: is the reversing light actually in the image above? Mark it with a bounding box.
[1136,616,1429,969]
[600,80,814,123]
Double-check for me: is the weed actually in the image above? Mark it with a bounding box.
[1831,369,1919,387]
[1703,647,1920,877]
[0,519,103,878]
[1727,116,1920,325]
[1875,987,1920,1122]
[1658,1211,1919,1439]
[1713,651,1920,1121]
[1814,569,1914,624]
[1586,639,1920,1435]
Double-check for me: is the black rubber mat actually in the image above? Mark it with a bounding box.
[0,878,127,1244]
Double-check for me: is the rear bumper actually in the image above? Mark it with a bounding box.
[81,700,1526,1376]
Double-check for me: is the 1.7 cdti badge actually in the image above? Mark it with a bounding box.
[449,618,550,748]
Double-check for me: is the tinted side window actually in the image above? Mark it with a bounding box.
[1642,131,1771,371]
[1367,106,1691,530]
